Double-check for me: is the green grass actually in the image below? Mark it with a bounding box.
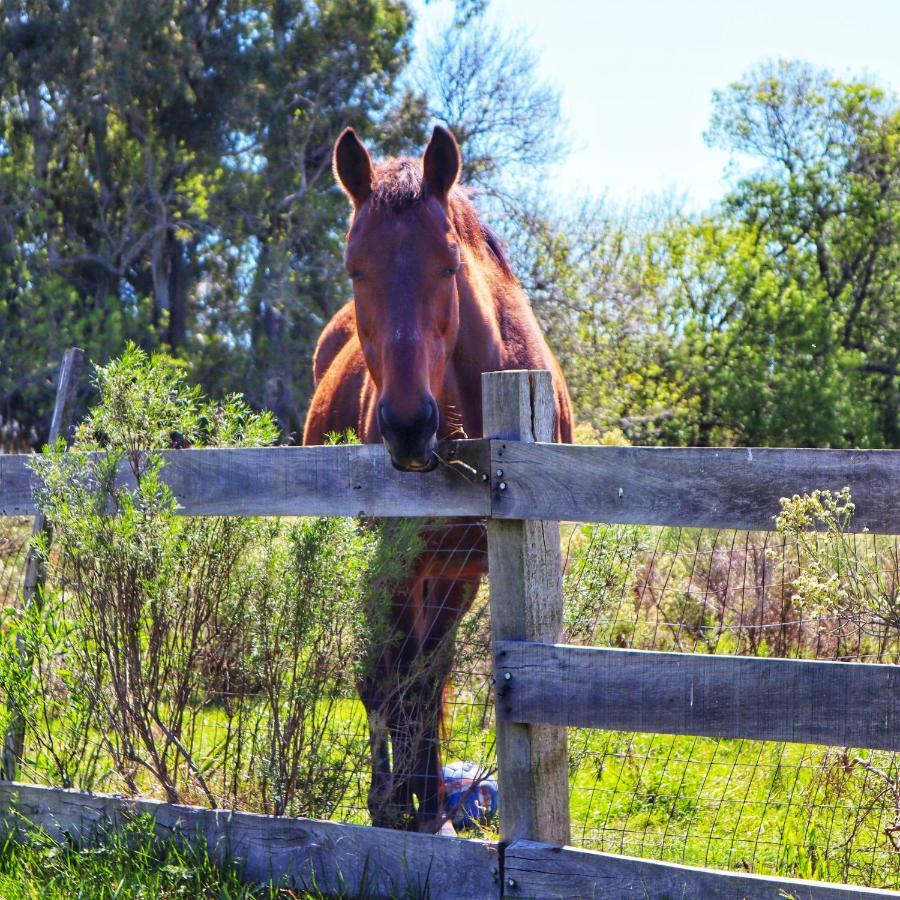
[566,730,900,889]
[0,815,445,899]
[0,817,279,899]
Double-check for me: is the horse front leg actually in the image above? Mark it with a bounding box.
[409,577,475,833]
[358,642,408,829]
[406,662,452,833]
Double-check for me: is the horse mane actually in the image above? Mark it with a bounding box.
[370,157,514,280]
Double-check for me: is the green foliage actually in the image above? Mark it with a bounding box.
[0,0,421,442]
[240,516,375,818]
[559,506,900,886]
[0,595,103,790]
[73,343,279,452]
[708,60,899,447]
[7,1,892,457]
[567,730,899,888]
[522,61,898,449]
[20,350,279,802]
[0,349,388,819]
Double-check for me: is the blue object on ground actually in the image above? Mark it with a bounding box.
[442,760,498,827]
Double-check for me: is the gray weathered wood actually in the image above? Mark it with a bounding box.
[495,641,900,751]
[6,439,900,531]
[0,781,499,899]
[483,370,569,845]
[504,840,899,899]
[0,440,491,518]
[490,444,900,532]
[2,348,84,780]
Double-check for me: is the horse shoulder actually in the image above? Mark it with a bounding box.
[302,337,370,445]
[496,294,574,443]
[553,358,574,443]
[313,300,357,385]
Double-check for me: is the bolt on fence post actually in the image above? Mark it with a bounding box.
[482,369,570,846]
[2,347,84,781]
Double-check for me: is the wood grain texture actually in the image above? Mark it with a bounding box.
[0,454,36,517]
[0,782,499,899]
[483,370,570,846]
[495,641,900,751]
[504,840,899,899]
[6,440,900,531]
[0,441,491,518]
[45,347,85,447]
[489,444,900,532]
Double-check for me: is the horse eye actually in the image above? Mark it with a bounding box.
[442,266,459,277]
[349,270,363,281]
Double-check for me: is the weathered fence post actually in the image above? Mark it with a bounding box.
[482,369,570,847]
[2,347,84,780]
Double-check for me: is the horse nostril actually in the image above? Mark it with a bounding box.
[424,398,439,432]
[378,398,439,437]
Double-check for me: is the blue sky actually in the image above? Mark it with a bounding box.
[412,0,900,210]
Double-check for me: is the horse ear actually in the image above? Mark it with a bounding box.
[333,128,372,207]
[423,125,461,201]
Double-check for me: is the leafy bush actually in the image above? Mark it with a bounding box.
[0,346,379,818]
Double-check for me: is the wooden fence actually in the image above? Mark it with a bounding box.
[1,367,899,898]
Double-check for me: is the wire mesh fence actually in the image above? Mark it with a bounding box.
[0,513,498,832]
[0,517,30,607]
[1,508,898,888]
[561,520,900,889]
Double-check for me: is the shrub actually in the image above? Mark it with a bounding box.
[774,487,900,633]
[0,346,378,819]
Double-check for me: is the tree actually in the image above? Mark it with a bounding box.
[521,62,898,450]
[416,10,566,204]
[708,60,899,446]
[0,0,420,443]
[648,216,872,447]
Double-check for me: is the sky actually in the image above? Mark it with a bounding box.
[412,0,900,211]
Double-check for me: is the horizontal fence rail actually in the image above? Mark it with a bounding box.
[3,441,900,530]
[0,782,498,899]
[503,840,900,899]
[495,641,900,751]
[0,441,491,518]
[2,782,896,900]
[490,443,900,532]
[3,365,900,900]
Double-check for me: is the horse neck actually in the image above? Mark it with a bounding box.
[442,251,535,439]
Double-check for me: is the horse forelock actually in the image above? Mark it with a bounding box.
[370,158,424,211]
[367,157,514,280]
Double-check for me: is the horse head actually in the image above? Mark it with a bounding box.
[333,125,464,472]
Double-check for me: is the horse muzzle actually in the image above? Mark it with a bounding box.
[385,439,439,472]
[378,398,440,473]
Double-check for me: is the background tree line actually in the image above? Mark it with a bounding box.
[0,1,897,449]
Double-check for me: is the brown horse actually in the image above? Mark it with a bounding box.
[303,125,572,832]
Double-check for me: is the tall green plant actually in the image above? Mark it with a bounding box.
[1,347,423,821]
[25,347,277,803]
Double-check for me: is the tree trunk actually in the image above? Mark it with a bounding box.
[167,237,188,349]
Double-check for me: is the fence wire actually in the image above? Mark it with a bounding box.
[1,513,898,889]
[561,522,900,889]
